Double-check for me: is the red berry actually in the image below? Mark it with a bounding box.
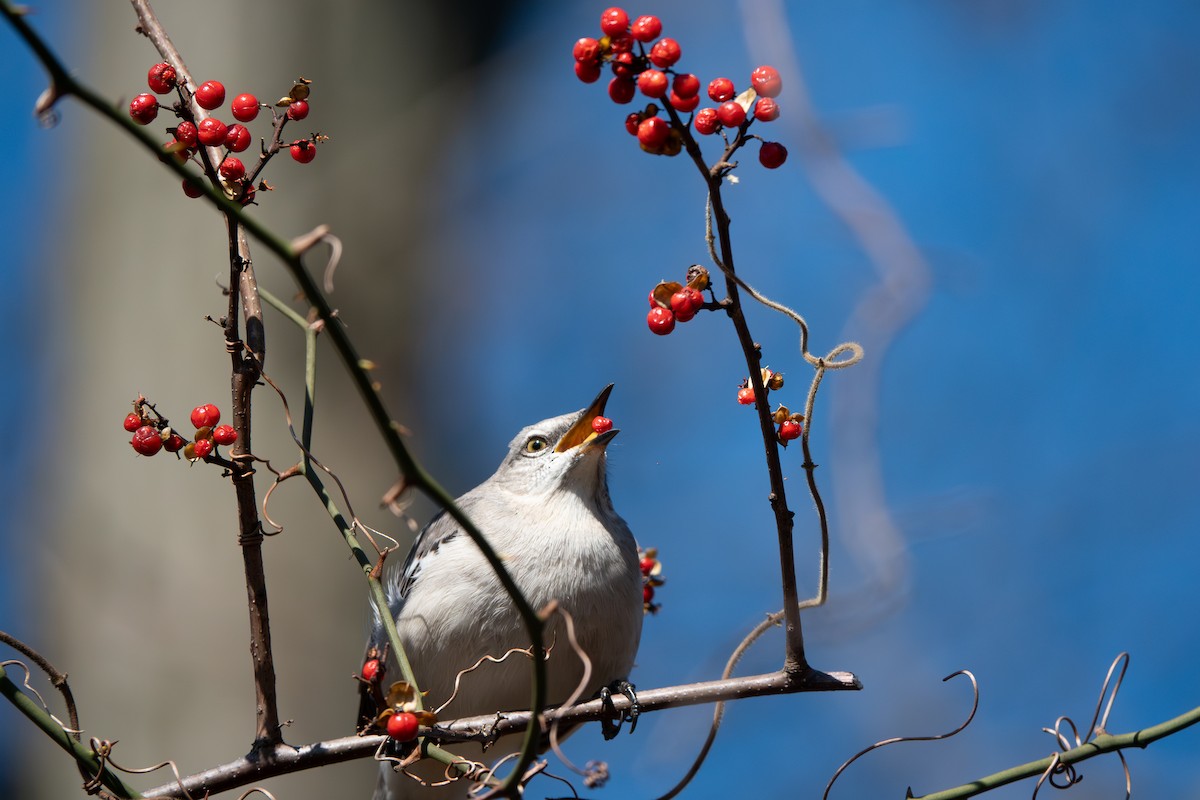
[624,112,642,136]
[669,91,700,112]
[694,107,720,135]
[147,62,177,94]
[759,141,788,169]
[637,116,670,149]
[647,306,675,335]
[639,556,656,575]
[128,94,159,125]
[190,404,221,428]
[224,123,252,152]
[708,77,735,102]
[716,101,746,128]
[599,7,629,36]
[219,157,245,182]
[592,416,614,435]
[173,121,198,149]
[637,69,668,98]
[182,177,204,198]
[672,73,700,99]
[754,97,780,122]
[574,59,602,83]
[608,32,634,53]
[290,140,317,163]
[212,424,238,446]
[630,14,662,42]
[607,77,635,104]
[192,438,214,459]
[195,80,225,110]
[386,711,420,742]
[230,93,259,122]
[573,37,601,63]
[648,37,681,68]
[643,584,655,604]
[671,287,704,317]
[286,99,309,121]
[123,413,143,432]
[751,65,783,98]
[131,426,163,456]
[361,658,381,682]
[779,419,803,441]
[611,51,636,79]
[164,433,186,453]
[197,117,229,147]
[737,387,756,405]
[239,185,256,206]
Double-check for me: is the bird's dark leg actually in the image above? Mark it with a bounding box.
[598,679,639,740]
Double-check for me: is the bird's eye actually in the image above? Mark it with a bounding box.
[524,436,550,455]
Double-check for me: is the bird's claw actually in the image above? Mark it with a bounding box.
[598,679,639,740]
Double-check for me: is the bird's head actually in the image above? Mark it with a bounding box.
[488,384,618,502]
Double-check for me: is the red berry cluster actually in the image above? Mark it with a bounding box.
[573,8,788,167]
[646,264,710,335]
[639,547,664,614]
[124,398,238,461]
[734,369,806,445]
[128,64,322,203]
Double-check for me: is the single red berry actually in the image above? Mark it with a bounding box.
[219,157,245,182]
[123,413,143,432]
[212,424,238,446]
[708,77,735,102]
[779,419,803,441]
[172,120,198,149]
[592,416,614,435]
[639,556,656,576]
[648,37,681,68]
[716,100,746,128]
[759,141,788,169]
[361,658,381,682]
[624,112,642,136]
[637,69,668,98]
[286,99,310,121]
[128,94,159,125]
[607,77,635,105]
[751,65,783,98]
[190,404,221,429]
[643,584,655,604]
[239,185,256,206]
[147,62,178,94]
[608,32,634,53]
[131,426,163,456]
[290,140,317,163]
[694,107,720,135]
[192,438,214,459]
[672,287,704,318]
[737,387,756,405]
[230,93,260,122]
[647,306,675,335]
[637,116,670,149]
[574,59,602,83]
[630,14,662,42]
[224,123,252,152]
[182,177,204,198]
[672,73,700,99]
[611,51,636,79]
[386,711,420,742]
[573,37,601,63]
[599,7,629,36]
[195,80,226,110]
[754,97,780,122]
[197,117,229,147]
[669,91,699,112]
[163,433,186,453]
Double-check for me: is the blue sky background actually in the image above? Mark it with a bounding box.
[2,1,1198,798]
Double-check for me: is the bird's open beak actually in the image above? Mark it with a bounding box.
[555,384,617,452]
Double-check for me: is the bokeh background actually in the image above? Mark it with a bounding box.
[2,1,1198,798]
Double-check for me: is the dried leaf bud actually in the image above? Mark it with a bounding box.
[772,405,791,424]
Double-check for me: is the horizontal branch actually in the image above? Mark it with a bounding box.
[140,667,860,798]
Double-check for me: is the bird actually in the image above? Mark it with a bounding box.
[363,385,644,799]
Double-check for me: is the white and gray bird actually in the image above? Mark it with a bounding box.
[365,385,643,799]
